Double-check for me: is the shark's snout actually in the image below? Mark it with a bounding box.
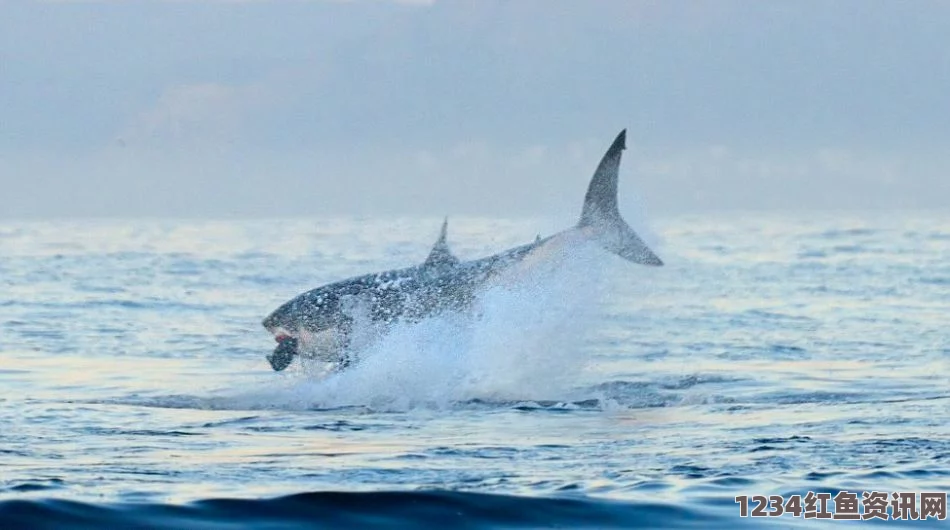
[266,335,299,372]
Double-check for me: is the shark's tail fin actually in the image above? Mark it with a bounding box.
[577,129,663,266]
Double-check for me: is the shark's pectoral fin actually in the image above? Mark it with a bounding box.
[577,130,663,266]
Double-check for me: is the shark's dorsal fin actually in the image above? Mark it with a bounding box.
[424,217,460,267]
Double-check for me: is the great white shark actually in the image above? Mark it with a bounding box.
[262,129,662,372]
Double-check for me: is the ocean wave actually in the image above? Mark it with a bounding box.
[0,490,725,529]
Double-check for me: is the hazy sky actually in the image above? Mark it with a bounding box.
[1,0,948,219]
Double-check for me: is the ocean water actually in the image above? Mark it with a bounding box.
[0,213,948,528]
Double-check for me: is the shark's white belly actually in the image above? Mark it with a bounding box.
[298,327,347,362]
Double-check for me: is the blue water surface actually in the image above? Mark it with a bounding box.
[0,214,947,528]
